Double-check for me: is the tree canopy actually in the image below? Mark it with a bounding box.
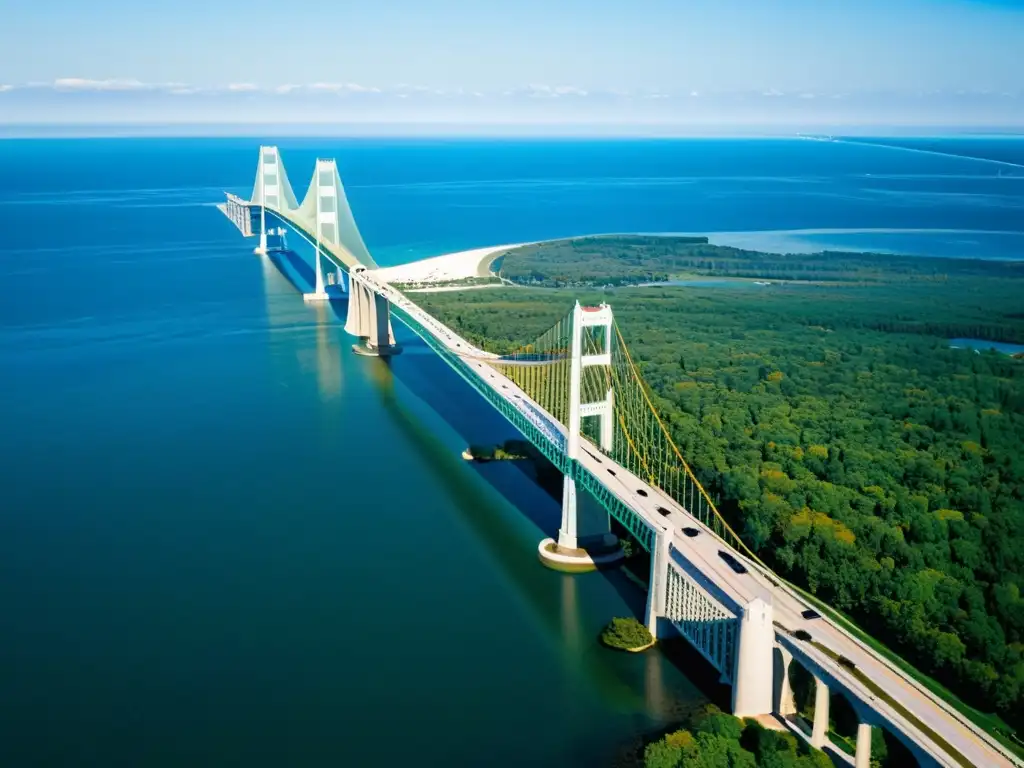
[416,236,1024,731]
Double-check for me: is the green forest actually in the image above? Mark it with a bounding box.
[641,704,833,768]
[416,237,1024,737]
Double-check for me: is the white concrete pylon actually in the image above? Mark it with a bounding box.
[731,597,775,717]
[343,271,363,337]
[342,268,398,354]
[559,476,579,550]
[256,194,267,255]
[645,526,670,636]
[855,722,873,768]
[774,646,798,717]
[811,676,830,748]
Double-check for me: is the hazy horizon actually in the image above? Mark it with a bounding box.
[3,0,1023,128]
[3,121,1024,140]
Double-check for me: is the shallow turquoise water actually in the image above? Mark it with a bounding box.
[1,137,1022,766]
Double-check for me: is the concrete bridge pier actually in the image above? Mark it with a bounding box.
[559,476,579,550]
[855,721,873,768]
[343,267,400,356]
[731,598,775,717]
[644,526,670,636]
[773,645,798,718]
[811,676,830,748]
[303,249,330,302]
[255,218,268,255]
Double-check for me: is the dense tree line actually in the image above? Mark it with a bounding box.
[642,704,832,768]
[499,235,1024,289]
[416,237,1024,733]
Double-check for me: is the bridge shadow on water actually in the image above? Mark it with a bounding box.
[268,250,315,293]
[390,342,560,532]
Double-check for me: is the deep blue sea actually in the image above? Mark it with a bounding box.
[0,136,1022,767]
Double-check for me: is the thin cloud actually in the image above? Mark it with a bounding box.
[305,82,381,94]
[0,84,12,93]
[514,84,589,99]
[42,78,189,92]
[227,83,258,92]
[53,78,148,91]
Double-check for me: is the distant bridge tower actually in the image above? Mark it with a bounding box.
[298,158,376,302]
[251,146,298,255]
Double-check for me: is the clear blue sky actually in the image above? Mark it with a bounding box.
[3,0,1023,127]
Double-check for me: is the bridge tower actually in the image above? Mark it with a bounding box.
[301,159,336,301]
[539,302,624,571]
[251,146,299,254]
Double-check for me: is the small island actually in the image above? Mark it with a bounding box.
[600,617,655,652]
[462,439,534,462]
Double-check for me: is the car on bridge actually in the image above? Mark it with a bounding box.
[717,550,747,574]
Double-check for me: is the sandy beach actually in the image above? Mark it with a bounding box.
[373,243,526,285]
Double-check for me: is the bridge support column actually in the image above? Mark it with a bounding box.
[304,250,330,302]
[645,526,670,637]
[558,476,579,550]
[773,646,798,718]
[253,200,267,254]
[855,721,872,768]
[731,597,775,717]
[344,269,400,356]
[811,676,830,748]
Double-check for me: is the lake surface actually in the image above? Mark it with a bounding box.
[951,338,1024,355]
[1,136,1023,766]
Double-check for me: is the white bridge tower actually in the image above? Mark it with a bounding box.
[539,302,624,571]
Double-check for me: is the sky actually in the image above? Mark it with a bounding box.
[2,0,1023,130]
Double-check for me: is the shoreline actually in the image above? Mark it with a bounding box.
[373,243,527,285]
[373,231,1024,288]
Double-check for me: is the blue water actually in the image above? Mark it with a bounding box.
[1,136,1023,767]
[951,338,1024,355]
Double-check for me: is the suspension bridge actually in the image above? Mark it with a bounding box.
[218,146,1019,768]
